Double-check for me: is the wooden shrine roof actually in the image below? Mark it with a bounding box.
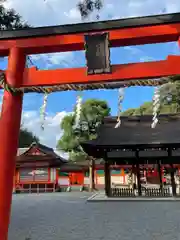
[16,142,67,167]
[82,114,180,149]
[60,159,104,172]
[0,12,180,40]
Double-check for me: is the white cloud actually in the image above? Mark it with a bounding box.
[3,0,83,27]
[64,8,80,20]
[4,0,180,27]
[22,110,71,148]
[35,52,82,68]
[140,56,155,62]
[3,0,180,68]
[0,92,71,149]
[0,90,71,148]
[2,0,180,148]
[124,47,143,56]
[2,0,180,70]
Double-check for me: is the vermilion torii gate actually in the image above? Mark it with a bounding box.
[1,12,180,239]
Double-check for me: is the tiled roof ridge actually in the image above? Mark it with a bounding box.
[17,146,68,162]
[103,113,180,123]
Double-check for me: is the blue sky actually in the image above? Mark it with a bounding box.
[38,41,179,115]
[22,41,179,116]
[1,0,180,148]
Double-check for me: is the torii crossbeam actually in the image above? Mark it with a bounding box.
[1,12,180,239]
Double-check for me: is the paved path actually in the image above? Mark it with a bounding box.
[9,192,180,240]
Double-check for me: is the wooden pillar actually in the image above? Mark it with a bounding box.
[89,158,95,192]
[104,159,111,197]
[0,48,25,240]
[157,161,163,190]
[132,164,136,189]
[170,164,176,196]
[135,152,141,196]
[12,172,16,194]
[56,169,59,184]
[92,160,95,189]
[48,168,51,182]
[168,148,176,196]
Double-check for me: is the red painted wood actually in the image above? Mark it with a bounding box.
[55,169,59,184]
[69,173,84,185]
[0,48,25,240]
[19,56,180,87]
[0,22,180,56]
[48,168,51,182]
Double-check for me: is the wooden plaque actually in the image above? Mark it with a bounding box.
[84,32,111,75]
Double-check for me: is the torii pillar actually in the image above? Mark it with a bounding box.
[0,48,25,239]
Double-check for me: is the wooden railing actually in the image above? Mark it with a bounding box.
[111,188,135,197]
[15,183,56,193]
[142,188,171,197]
[111,187,171,197]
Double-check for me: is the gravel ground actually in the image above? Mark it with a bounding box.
[9,192,180,240]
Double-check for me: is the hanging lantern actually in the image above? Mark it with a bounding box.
[115,88,125,128]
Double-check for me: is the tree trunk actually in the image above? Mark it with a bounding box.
[89,158,95,192]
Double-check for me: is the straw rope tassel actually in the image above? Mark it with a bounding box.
[115,88,125,128]
[40,92,48,130]
[74,95,82,129]
[151,86,160,128]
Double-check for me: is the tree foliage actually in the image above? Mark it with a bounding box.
[122,78,180,116]
[0,3,33,145]
[159,78,180,111]
[19,128,39,148]
[57,99,110,161]
[0,3,33,146]
[77,0,103,19]
[0,3,30,30]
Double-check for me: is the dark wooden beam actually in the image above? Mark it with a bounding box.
[1,12,180,40]
[157,161,163,190]
[104,159,111,197]
[168,148,176,196]
[135,152,142,196]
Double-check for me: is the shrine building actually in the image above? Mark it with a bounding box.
[14,142,131,193]
[82,114,180,198]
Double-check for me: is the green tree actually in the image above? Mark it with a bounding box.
[19,128,39,148]
[122,102,152,116]
[122,78,180,116]
[0,4,34,146]
[57,98,110,191]
[77,0,103,19]
[0,2,29,30]
[159,77,180,112]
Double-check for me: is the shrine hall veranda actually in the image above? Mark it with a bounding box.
[82,114,180,198]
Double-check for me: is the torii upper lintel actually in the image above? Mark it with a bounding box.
[0,12,180,56]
